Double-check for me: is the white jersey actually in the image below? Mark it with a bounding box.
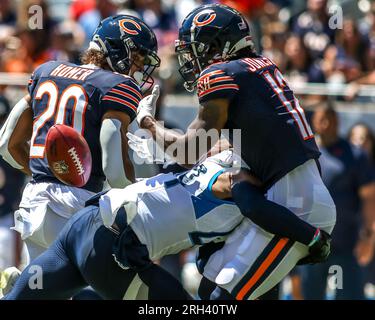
[100,150,243,261]
[202,159,336,300]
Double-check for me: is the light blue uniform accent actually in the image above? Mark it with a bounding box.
[189,168,235,219]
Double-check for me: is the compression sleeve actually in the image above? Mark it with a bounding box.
[231,180,317,246]
[0,97,30,169]
[100,118,131,188]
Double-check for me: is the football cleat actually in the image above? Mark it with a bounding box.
[0,267,21,298]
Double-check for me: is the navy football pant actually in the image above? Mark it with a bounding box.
[4,206,190,300]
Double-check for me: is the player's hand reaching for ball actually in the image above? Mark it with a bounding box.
[136,85,160,127]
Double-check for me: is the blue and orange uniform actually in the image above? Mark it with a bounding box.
[197,55,321,189]
[28,61,142,192]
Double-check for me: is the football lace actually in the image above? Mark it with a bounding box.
[68,147,85,176]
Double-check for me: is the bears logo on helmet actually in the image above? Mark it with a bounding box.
[90,15,160,89]
[193,10,217,27]
[175,4,254,91]
[119,18,142,35]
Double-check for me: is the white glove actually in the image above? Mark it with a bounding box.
[127,131,154,162]
[136,85,160,126]
[127,132,176,169]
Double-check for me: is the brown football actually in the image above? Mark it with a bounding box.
[45,124,92,187]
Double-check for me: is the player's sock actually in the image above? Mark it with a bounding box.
[231,180,317,246]
[138,264,192,300]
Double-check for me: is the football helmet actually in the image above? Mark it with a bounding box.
[175,4,254,91]
[90,15,160,89]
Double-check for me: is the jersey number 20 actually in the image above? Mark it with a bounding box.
[30,80,88,158]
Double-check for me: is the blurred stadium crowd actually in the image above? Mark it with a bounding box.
[0,0,375,300]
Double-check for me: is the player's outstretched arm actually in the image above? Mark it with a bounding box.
[0,95,32,175]
[101,110,135,188]
[140,98,229,166]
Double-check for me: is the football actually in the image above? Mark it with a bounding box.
[45,124,92,188]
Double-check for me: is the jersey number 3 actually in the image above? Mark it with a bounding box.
[30,80,88,158]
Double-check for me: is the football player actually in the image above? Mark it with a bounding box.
[0,15,160,261]
[131,4,336,299]
[3,150,335,300]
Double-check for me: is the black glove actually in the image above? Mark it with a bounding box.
[297,229,332,265]
[112,226,153,272]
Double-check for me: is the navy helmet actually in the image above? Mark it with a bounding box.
[175,4,254,91]
[90,15,160,89]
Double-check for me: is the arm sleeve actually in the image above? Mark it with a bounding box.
[100,79,142,122]
[197,67,239,104]
[231,180,317,246]
[0,97,30,169]
[100,118,131,188]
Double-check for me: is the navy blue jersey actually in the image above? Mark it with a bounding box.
[197,56,321,189]
[28,61,142,192]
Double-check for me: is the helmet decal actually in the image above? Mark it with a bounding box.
[119,18,142,35]
[176,4,254,91]
[193,10,217,27]
[91,15,160,89]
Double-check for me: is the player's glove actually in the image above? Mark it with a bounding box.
[297,229,332,265]
[127,132,176,169]
[112,226,153,272]
[136,85,160,126]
